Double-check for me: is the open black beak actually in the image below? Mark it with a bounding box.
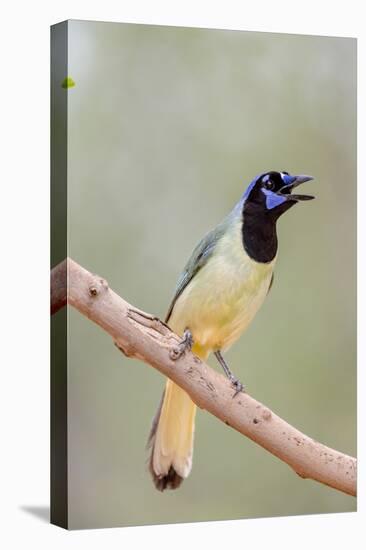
[279,174,315,201]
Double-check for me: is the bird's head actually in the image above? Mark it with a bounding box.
[243,171,315,219]
[240,170,315,262]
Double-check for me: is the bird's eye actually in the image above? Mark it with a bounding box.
[282,171,289,175]
[262,176,274,190]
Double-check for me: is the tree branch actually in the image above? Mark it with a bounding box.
[50,257,67,315]
[51,258,357,497]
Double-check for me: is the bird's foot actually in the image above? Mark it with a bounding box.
[229,376,246,398]
[169,329,193,361]
[214,350,246,397]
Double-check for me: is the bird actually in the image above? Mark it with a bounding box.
[147,170,315,491]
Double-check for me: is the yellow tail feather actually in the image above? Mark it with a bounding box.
[148,344,208,491]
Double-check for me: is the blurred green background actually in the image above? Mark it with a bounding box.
[65,20,356,529]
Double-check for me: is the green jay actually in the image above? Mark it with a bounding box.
[148,170,315,491]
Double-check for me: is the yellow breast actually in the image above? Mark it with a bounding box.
[169,218,275,353]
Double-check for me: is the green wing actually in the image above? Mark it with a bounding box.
[165,223,228,323]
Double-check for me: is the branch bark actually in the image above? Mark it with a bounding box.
[51,258,357,497]
[50,257,67,315]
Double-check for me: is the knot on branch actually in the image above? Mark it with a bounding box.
[88,277,109,298]
[254,404,272,422]
[169,346,182,361]
[114,340,136,358]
